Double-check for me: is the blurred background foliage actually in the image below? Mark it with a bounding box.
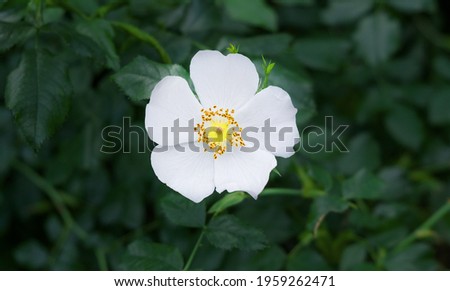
[1,0,450,271]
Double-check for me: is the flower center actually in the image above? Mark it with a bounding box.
[195,106,245,159]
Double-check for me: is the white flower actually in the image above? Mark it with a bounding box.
[145,50,299,203]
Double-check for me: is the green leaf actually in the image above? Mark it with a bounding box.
[322,0,373,25]
[235,201,295,243]
[287,247,330,270]
[14,240,48,269]
[292,37,350,72]
[386,243,436,270]
[5,49,72,150]
[342,169,383,200]
[354,12,401,66]
[357,87,398,123]
[274,0,313,5]
[339,243,367,270]
[254,60,315,124]
[433,55,450,80]
[42,7,65,25]
[0,0,28,23]
[65,0,99,15]
[180,0,216,34]
[388,0,434,13]
[338,133,381,175]
[0,109,16,177]
[111,21,171,64]
[50,23,106,62]
[385,105,424,150]
[223,245,287,270]
[0,21,35,51]
[121,241,184,271]
[129,0,189,17]
[296,166,326,198]
[76,19,119,71]
[307,194,350,231]
[223,0,277,31]
[161,193,206,228]
[113,56,190,103]
[246,246,286,270]
[307,163,333,191]
[428,87,450,125]
[206,214,267,251]
[208,192,248,214]
[384,43,425,83]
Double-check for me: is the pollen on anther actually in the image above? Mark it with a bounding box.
[195,105,244,159]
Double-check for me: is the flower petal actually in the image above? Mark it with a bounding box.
[145,76,202,146]
[190,50,259,110]
[214,149,277,199]
[151,142,215,203]
[235,86,300,158]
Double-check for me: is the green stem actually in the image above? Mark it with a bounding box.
[395,200,450,252]
[12,160,89,242]
[49,227,70,266]
[183,229,206,271]
[34,0,45,27]
[112,21,172,64]
[94,0,126,18]
[414,17,450,52]
[54,0,89,19]
[96,248,108,271]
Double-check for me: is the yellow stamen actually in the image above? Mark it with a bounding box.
[194,106,245,159]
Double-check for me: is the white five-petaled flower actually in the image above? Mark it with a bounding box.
[145,50,299,203]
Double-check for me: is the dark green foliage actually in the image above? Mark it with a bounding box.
[339,243,368,271]
[14,240,49,269]
[307,194,350,231]
[113,56,190,103]
[206,215,268,251]
[1,0,449,272]
[0,21,35,51]
[76,19,119,70]
[353,12,401,66]
[253,59,315,125]
[161,193,206,228]
[292,38,350,72]
[121,241,184,270]
[342,169,383,200]
[322,0,373,25]
[5,48,72,150]
[222,0,277,31]
[385,105,425,150]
